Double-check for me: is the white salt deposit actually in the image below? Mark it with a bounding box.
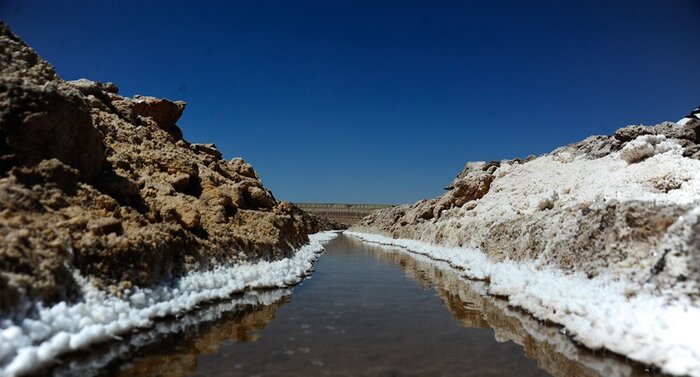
[346,231,700,377]
[53,289,291,377]
[619,134,681,164]
[386,138,700,275]
[0,231,339,377]
[478,143,698,219]
[678,108,700,126]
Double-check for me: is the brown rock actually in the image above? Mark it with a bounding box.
[88,217,123,236]
[615,122,696,143]
[0,22,341,315]
[230,157,259,179]
[174,204,201,230]
[245,186,277,209]
[11,159,81,192]
[169,173,192,193]
[191,143,223,160]
[0,79,105,180]
[0,22,56,84]
[132,95,185,127]
[67,78,119,96]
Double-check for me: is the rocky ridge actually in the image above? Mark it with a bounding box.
[0,22,340,316]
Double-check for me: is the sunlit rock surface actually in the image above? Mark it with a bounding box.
[0,21,340,316]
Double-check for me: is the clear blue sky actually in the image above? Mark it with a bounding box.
[2,1,699,204]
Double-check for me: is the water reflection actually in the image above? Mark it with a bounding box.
[46,290,291,377]
[340,235,663,377]
[112,295,288,377]
[46,234,664,376]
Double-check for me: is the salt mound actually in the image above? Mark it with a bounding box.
[351,111,700,375]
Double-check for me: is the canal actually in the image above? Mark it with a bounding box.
[49,234,657,376]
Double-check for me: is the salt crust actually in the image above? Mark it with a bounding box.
[455,142,698,230]
[0,231,339,377]
[619,135,681,164]
[380,142,700,268]
[53,289,291,377]
[346,231,700,377]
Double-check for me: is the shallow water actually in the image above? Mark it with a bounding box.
[48,234,662,377]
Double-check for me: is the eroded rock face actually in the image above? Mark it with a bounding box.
[0,34,105,181]
[0,22,341,315]
[353,112,700,298]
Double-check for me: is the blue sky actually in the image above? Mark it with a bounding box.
[3,1,699,204]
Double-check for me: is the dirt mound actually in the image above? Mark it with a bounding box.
[0,22,341,315]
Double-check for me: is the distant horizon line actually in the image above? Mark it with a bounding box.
[293,202,397,207]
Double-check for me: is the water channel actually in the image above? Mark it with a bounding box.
[46,234,661,376]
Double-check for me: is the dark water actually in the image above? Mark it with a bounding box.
[52,234,660,377]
